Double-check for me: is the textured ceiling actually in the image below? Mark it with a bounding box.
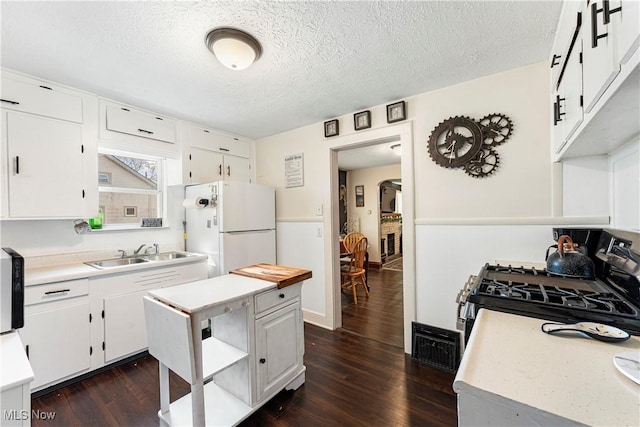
[1,1,561,144]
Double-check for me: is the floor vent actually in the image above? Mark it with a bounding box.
[411,322,461,373]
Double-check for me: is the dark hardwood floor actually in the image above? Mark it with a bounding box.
[31,323,457,427]
[341,264,404,348]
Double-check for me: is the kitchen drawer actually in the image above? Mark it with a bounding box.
[25,278,89,306]
[1,77,83,123]
[254,285,300,316]
[105,102,176,144]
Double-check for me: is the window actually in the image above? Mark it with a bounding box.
[98,150,164,227]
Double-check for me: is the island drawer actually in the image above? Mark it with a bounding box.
[254,285,300,316]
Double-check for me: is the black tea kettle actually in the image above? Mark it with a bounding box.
[546,235,595,279]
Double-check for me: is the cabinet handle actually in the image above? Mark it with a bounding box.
[242,301,250,307]
[602,0,621,25]
[138,128,154,135]
[279,293,285,299]
[227,166,231,176]
[218,165,222,176]
[44,288,70,295]
[219,147,230,152]
[550,54,561,68]
[554,95,566,125]
[259,358,266,364]
[39,85,52,91]
[1,98,20,105]
[15,156,19,174]
[591,2,609,48]
[224,306,233,313]
[25,345,29,359]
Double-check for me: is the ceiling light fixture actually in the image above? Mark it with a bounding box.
[205,27,262,70]
[390,143,402,155]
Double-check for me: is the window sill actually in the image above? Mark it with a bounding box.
[88,225,171,233]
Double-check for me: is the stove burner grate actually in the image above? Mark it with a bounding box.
[478,278,637,316]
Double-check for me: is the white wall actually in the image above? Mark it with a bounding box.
[347,164,401,264]
[610,139,640,231]
[255,61,594,348]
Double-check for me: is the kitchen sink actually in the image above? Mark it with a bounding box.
[86,257,150,269]
[141,251,193,261]
[85,251,196,269]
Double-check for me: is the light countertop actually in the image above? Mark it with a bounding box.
[148,274,276,313]
[0,331,34,391]
[454,309,640,427]
[25,253,207,286]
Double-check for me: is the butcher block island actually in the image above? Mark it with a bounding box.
[144,264,311,427]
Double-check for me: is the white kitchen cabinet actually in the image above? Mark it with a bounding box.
[255,300,302,402]
[582,0,620,113]
[182,122,253,184]
[104,101,176,144]
[550,0,640,161]
[20,279,91,391]
[0,332,33,427]
[187,147,251,184]
[144,273,307,426]
[1,71,96,220]
[4,112,86,218]
[612,0,640,65]
[0,75,83,123]
[90,261,208,368]
[550,1,586,154]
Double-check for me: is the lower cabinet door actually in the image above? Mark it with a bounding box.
[255,303,302,401]
[103,289,152,363]
[21,302,90,389]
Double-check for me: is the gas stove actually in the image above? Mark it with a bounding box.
[457,229,640,342]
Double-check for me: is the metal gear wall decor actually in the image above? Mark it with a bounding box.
[478,114,513,146]
[427,116,484,168]
[427,112,514,178]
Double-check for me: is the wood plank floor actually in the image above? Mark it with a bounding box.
[341,266,404,348]
[31,324,457,426]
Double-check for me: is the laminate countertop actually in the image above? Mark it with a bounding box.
[454,309,640,426]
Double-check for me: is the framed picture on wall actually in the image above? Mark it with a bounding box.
[324,119,339,137]
[354,110,371,131]
[355,185,365,207]
[386,100,406,123]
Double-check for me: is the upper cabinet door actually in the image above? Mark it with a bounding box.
[582,0,621,113]
[1,77,83,123]
[105,103,176,144]
[7,112,84,218]
[223,154,251,183]
[613,0,640,64]
[189,146,224,184]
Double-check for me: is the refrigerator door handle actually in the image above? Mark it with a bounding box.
[226,229,274,234]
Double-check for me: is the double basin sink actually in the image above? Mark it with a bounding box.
[85,251,195,270]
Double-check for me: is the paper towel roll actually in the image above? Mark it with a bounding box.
[182,197,209,208]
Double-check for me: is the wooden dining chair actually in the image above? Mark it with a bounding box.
[341,237,369,304]
[340,231,365,265]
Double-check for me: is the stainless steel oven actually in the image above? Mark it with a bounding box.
[457,229,640,343]
[1,247,24,334]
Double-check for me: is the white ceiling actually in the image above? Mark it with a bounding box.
[1,1,561,169]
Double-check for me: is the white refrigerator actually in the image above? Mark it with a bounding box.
[185,181,276,278]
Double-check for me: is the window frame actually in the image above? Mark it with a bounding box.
[97,148,166,230]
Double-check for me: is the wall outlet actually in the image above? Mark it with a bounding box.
[316,204,323,216]
[316,227,323,237]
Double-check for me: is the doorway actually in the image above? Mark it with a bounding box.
[334,141,404,348]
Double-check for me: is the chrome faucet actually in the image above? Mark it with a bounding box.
[133,244,147,255]
[145,243,159,255]
[117,249,127,258]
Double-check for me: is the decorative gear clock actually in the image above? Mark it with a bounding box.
[427,113,513,178]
